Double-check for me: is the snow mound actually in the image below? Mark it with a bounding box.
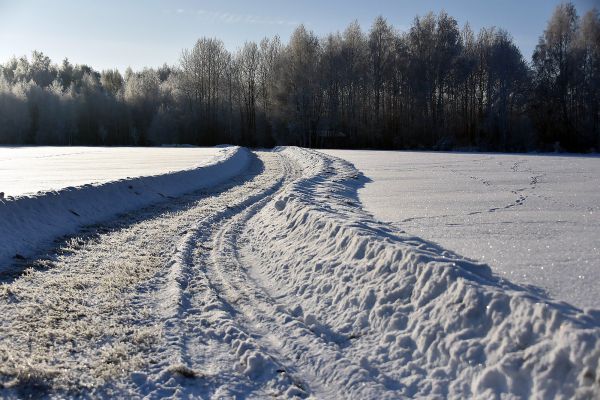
[0,146,251,268]
[246,147,600,399]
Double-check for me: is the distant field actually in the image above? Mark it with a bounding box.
[322,150,600,309]
[0,146,222,197]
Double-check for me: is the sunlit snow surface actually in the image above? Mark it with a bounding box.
[322,150,600,309]
[0,146,222,197]
[0,146,251,266]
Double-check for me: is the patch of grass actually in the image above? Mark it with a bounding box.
[165,363,199,379]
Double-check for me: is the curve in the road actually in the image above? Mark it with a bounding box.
[0,148,598,400]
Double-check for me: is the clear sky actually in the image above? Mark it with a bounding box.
[0,0,597,72]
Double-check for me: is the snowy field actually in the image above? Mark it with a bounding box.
[321,150,600,310]
[0,146,250,267]
[0,147,597,398]
[0,146,223,197]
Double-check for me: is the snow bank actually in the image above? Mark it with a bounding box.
[0,146,251,267]
[0,146,229,197]
[246,147,600,399]
[321,149,600,310]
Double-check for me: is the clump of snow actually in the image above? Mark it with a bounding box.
[245,147,600,399]
[0,146,251,267]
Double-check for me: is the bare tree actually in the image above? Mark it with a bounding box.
[532,3,580,149]
[275,25,322,147]
[236,42,260,145]
[0,4,597,151]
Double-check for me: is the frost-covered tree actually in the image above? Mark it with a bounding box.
[275,25,322,147]
[57,58,74,90]
[29,51,56,88]
[236,42,260,145]
[0,76,30,144]
[124,69,161,145]
[179,38,230,144]
[0,4,597,151]
[101,69,124,97]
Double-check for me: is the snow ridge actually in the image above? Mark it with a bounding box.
[0,146,251,268]
[245,147,600,399]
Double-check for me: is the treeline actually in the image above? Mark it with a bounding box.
[0,3,598,151]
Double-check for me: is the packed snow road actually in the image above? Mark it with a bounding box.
[0,148,598,399]
[0,150,302,398]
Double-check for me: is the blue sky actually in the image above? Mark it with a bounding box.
[0,0,597,72]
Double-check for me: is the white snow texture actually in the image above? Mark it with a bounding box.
[0,146,250,267]
[321,150,600,310]
[0,146,597,399]
[245,148,600,399]
[0,146,225,197]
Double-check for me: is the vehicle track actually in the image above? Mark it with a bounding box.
[0,150,303,398]
[0,148,428,399]
[140,150,307,398]
[200,150,399,399]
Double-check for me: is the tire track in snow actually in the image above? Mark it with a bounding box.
[200,151,398,399]
[0,151,279,397]
[141,151,308,398]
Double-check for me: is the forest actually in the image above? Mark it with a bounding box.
[0,3,598,152]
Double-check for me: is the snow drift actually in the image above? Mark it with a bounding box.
[245,147,600,399]
[0,146,251,268]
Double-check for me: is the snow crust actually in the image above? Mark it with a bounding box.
[245,147,600,399]
[321,150,600,310]
[0,146,250,267]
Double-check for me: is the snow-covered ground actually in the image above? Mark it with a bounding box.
[0,147,598,399]
[0,146,224,197]
[321,150,600,310]
[0,146,250,267]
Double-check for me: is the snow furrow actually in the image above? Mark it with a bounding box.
[0,150,264,398]
[244,147,600,399]
[0,146,597,399]
[0,146,250,268]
